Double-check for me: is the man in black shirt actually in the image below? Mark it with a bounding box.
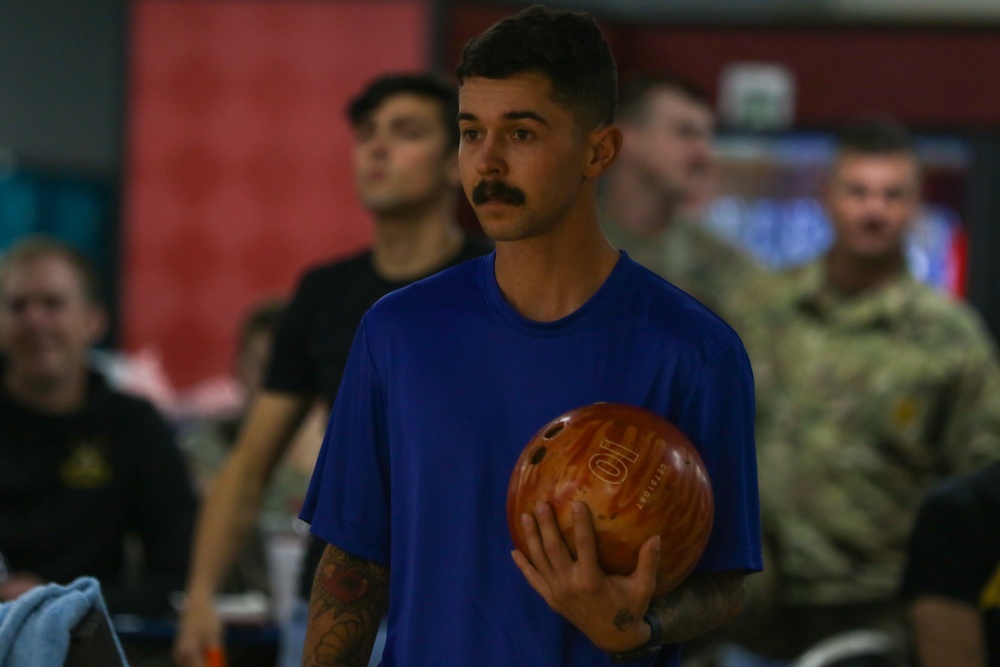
[174,72,491,667]
[0,236,196,615]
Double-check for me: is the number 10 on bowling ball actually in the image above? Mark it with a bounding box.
[506,402,714,597]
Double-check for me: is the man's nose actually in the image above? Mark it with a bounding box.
[364,133,390,160]
[476,135,506,176]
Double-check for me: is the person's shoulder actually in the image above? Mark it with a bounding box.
[675,217,752,260]
[368,254,488,320]
[92,373,171,429]
[924,459,1000,514]
[298,248,374,283]
[621,255,746,351]
[902,280,996,347]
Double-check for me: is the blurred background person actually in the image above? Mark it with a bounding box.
[173,72,492,667]
[725,118,1000,663]
[599,73,760,318]
[177,297,319,606]
[0,236,195,616]
[179,298,314,539]
[900,459,1000,667]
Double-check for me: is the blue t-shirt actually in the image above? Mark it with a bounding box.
[301,252,761,666]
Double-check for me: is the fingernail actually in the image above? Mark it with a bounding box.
[572,501,584,515]
[535,501,548,515]
[521,513,532,527]
[651,535,662,551]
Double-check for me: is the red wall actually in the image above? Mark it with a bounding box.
[444,5,1000,128]
[123,1,1000,389]
[122,0,430,389]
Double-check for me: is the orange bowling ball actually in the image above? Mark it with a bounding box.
[507,402,714,596]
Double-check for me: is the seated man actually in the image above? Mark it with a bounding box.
[0,236,196,616]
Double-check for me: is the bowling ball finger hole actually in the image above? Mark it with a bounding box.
[530,446,547,465]
[543,424,564,439]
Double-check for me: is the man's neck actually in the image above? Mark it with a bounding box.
[371,197,465,282]
[3,367,89,415]
[824,248,906,296]
[494,206,620,323]
[603,169,681,240]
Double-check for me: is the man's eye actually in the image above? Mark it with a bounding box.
[399,127,429,140]
[461,129,480,141]
[513,129,532,140]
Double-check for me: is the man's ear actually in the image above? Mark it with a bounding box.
[583,124,623,179]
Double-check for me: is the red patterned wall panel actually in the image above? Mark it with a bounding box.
[123,0,429,389]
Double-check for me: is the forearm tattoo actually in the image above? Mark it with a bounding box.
[647,571,746,644]
[304,546,389,667]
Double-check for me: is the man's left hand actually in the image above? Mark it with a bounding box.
[511,500,660,653]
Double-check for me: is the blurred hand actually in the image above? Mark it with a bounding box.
[172,594,223,667]
[0,572,46,601]
[511,500,658,653]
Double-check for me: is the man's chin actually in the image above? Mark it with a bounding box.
[477,216,527,243]
[848,244,905,266]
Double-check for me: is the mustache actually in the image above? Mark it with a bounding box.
[472,180,526,206]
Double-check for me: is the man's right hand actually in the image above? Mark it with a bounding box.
[173,392,314,666]
[173,594,223,667]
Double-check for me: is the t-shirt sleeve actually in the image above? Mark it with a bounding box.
[299,317,391,566]
[265,268,322,396]
[679,339,763,575]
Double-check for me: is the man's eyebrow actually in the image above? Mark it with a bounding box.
[504,110,549,126]
[456,110,550,126]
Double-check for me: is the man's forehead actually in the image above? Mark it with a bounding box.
[647,89,712,122]
[832,152,920,179]
[1,258,82,290]
[459,73,557,108]
[363,94,442,122]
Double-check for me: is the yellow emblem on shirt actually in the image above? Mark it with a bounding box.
[982,561,1000,610]
[60,440,113,489]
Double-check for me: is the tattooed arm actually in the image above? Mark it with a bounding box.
[512,500,746,654]
[646,569,746,643]
[301,544,390,667]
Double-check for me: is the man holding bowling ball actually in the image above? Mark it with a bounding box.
[299,6,762,666]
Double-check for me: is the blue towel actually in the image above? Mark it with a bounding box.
[0,576,128,667]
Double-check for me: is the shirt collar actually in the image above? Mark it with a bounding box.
[793,258,919,330]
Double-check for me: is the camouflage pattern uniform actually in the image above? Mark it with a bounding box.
[602,214,761,321]
[725,259,1000,655]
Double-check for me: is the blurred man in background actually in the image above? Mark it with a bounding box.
[600,74,759,318]
[0,236,195,616]
[173,72,491,667]
[726,118,1000,662]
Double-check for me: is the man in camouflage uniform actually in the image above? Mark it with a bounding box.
[728,119,1000,661]
[599,74,760,320]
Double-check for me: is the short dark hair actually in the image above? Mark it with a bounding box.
[347,73,460,150]
[0,235,103,306]
[617,73,711,124]
[455,5,618,131]
[835,117,917,157]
